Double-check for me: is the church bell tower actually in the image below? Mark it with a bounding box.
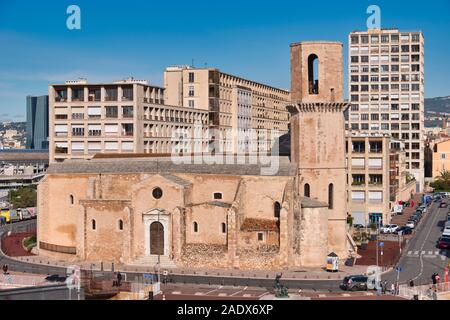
[288,41,349,258]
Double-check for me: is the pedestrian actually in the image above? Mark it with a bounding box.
[432,273,437,285]
[390,283,396,295]
[2,264,8,275]
[117,272,122,287]
[409,279,415,287]
[382,280,387,294]
[436,273,441,284]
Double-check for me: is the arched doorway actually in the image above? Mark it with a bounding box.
[150,221,164,255]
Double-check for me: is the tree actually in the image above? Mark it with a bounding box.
[8,186,37,209]
[430,170,450,192]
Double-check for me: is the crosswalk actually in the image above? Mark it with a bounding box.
[406,250,448,260]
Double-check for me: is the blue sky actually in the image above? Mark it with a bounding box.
[0,0,449,121]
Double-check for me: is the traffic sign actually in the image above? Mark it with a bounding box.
[379,242,385,247]
[143,273,155,281]
[395,266,402,272]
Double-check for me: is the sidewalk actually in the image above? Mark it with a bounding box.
[13,253,369,280]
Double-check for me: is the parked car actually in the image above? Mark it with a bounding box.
[353,224,365,229]
[341,275,375,291]
[419,206,428,213]
[395,226,413,235]
[442,225,450,236]
[440,202,448,208]
[44,275,67,283]
[381,224,399,234]
[406,220,416,229]
[437,236,450,250]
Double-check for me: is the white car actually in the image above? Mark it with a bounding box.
[381,224,399,234]
[406,221,416,229]
[443,226,450,236]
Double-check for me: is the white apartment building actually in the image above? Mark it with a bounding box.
[347,29,425,191]
[49,78,209,163]
[164,66,290,154]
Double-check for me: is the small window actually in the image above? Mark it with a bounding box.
[274,202,281,218]
[70,194,74,205]
[92,219,96,230]
[213,192,223,200]
[152,187,163,199]
[193,222,198,233]
[118,219,123,231]
[257,233,264,241]
[304,184,310,198]
[328,184,334,209]
[308,54,319,94]
[221,223,226,234]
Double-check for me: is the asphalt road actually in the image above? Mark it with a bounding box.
[383,200,450,286]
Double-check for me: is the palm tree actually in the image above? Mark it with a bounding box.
[439,170,450,183]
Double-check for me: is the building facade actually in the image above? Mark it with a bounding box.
[347,29,425,191]
[48,78,210,163]
[164,66,290,153]
[26,95,49,150]
[346,133,390,226]
[37,41,354,269]
[432,139,450,179]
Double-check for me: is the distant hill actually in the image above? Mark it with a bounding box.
[425,96,450,114]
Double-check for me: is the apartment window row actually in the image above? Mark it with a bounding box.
[143,107,208,125]
[54,140,134,154]
[351,174,383,186]
[54,86,134,102]
[350,45,421,55]
[351,84,421,92]
[350,103,421,112]
[350,33,421,45]
[54,123,134,137]
[351,191,383,203]
[351,74,421,83]
[351,93,421,102]
[350,65,422,74]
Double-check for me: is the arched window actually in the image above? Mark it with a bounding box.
[304,184,311,198]
[70,194,74,205]
[221,223,226,234]
[328,184,334,209]
[118,219,123,231]
[92,219,96,230]
[214,192,223,200]
[274,202,281,218]
[193,222,198,233]
[308,54,319,94]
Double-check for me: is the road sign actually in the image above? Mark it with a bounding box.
[395,266,402,272]
[143,273,154,280]
[379,242,384,247]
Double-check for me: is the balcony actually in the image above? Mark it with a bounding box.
[55,97,67,102]
[55,147,68,154]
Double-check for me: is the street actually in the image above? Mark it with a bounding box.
[383,200,450,286]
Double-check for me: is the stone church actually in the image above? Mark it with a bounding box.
[37,41,354,270]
